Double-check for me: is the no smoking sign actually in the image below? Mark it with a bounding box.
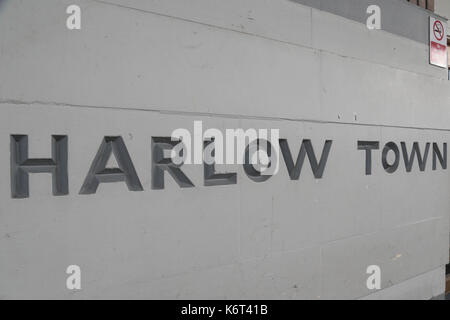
[430,17,448,68]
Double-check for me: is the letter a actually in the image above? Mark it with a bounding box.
[66,5,81,30]
[366,265,381,290]
[66,265,81,290]
[366,5,381,30]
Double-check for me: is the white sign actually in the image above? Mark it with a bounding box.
[429,16,448,68]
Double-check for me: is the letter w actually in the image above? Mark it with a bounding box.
[401,142,430,172]
[279,139,332,179]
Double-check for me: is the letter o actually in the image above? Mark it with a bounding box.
[382,142,400,173]
[243,139,273,182]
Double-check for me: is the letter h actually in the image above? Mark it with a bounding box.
[10,135,68,198]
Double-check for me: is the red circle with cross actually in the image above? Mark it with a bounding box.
[433,20,444,41]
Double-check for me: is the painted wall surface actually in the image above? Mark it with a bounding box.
[0,0,449,299]
[435,0,450,36]
[436,0,450,20]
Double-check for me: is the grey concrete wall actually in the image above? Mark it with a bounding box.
[292,0,446,44]
[435,0,450,19]
[0,0,449,299]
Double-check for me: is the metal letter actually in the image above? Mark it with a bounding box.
[357,141,380,175]
[382,142,400,173]
[79,136,143,194]
[432,142,447,170]
[10,135,68,198]
[204,139,236,186]
[243,139,273,183]
[151,137,194,190]
[279,139,332,179]
[400,142,430,172]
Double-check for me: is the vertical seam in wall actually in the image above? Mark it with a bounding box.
[238,118,242,261]
[319,245,323,299]
[379,127,385,229]
[318,49,324,121]
[310,7,313,47]
[270,195,274,253]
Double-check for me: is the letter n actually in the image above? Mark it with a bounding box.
[79,136,143,194]
[10,135,68,198]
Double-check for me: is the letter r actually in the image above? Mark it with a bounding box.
[10,135,69,198]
